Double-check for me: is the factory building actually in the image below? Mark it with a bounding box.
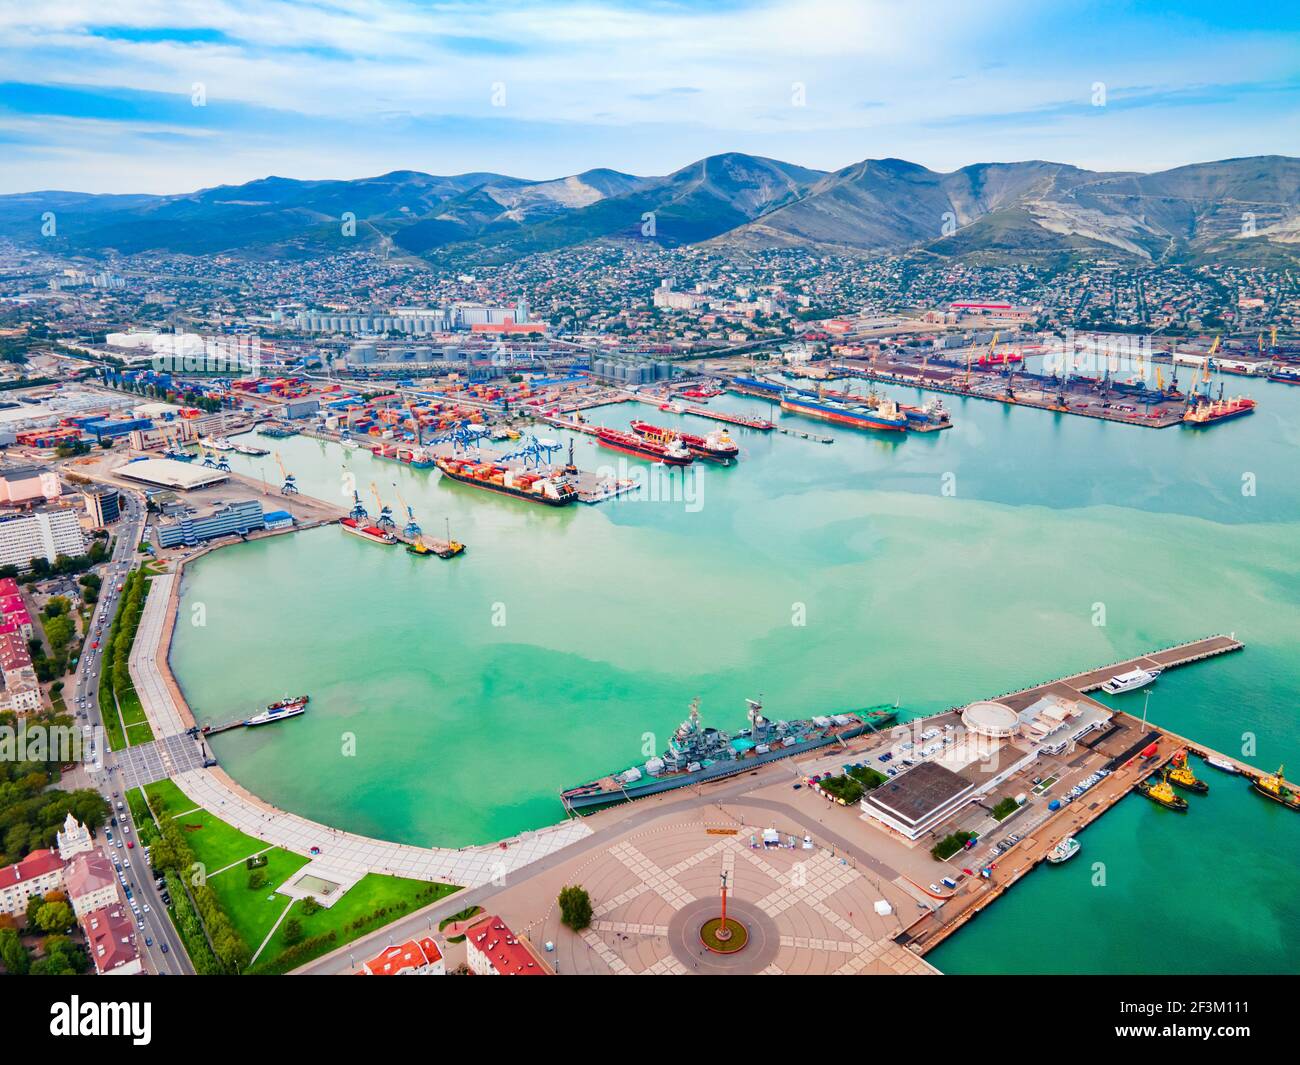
[589,357,674,385]
[155,499,265,548]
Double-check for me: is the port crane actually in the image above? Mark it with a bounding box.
[274,451,299,495]
[502,433,562,469]
[392,484,421,540]
[370,482,395,532]
[433,420,490,454]
[198,444,231,472]
[348,490,369,522]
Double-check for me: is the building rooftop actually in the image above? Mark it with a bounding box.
[64,851,116,900]
[861,760,974,828]
[115,458,229,491]
[466,914,548,975]
[81,904,140,975]
[1,847,63,887]
[359,937,442,975]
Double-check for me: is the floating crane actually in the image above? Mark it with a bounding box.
[274,451,299,495]
[370,482,395,532]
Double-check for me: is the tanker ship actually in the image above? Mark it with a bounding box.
[779,391,907,432]
[561,698,899,811]
[435,456,578,506]
[630,420,739,463]
[595,426,693,465]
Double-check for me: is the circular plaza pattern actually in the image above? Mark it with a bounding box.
[961,699,1019,738]
[672,897,775,972]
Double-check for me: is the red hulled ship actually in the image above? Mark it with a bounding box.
[339,517,398,544]
[595,426,693,465]
[630,420,739,463]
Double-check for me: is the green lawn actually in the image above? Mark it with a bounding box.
[250,874,460,975]
[144,780,268,872]
[208,847,310,953]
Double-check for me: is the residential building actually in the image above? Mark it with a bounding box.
[0,508,88,568]
[0,848,65,915]
[464,914,550,976]
[357,937,445,976]
[65,852,119,917]
[81,904,143,975]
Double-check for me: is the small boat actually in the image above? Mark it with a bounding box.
[1136,771,1188,811]
[1101,667,1161,695]
[1046,837,1080,864]
[1204,755,1241,775]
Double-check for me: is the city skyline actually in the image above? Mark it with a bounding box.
[1,0,1298,194]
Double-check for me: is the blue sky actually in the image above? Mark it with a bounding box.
[0,0,1297,193]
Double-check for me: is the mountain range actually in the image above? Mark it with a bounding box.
[3,153,1298,267]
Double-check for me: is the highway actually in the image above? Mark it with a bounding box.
[67,492,194,976]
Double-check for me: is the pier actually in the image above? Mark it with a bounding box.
[893,634,1252,956]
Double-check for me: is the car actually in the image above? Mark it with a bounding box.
[142,903,151,914]
[123,857,130,867]
[137,920,145,931]
[145,937,153,947]
[127,841,134,849]
[160,943,169,953]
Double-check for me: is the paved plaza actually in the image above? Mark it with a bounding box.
[510,816,939,975]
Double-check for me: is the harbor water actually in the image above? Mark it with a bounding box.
[169,373,1300,973]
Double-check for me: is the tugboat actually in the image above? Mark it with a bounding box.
[1137,770,1189,811]
[1046,837,1081,864]
[1250,765,1300,811]
[1167,752,1209,794]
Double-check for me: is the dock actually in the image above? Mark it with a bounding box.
[628,393,774,430]
[893,634,1251,956]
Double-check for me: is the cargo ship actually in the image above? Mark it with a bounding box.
[339,517,398,544]
[435,456,577,506]
[779,392,907,432]
[630,420,739,463]
[371,442,435,469]
[1182,395,1256,426]
[1267,366,1300,385]
[561,698,899,811]
[1250,765,1300,811]
[595,426,693,465]
[900,397,951,429]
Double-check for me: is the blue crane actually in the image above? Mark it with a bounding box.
[502,434,563,469]
[348,490,369,522]
[393,485,421,539]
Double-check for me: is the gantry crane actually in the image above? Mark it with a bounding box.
[348,489,369,522]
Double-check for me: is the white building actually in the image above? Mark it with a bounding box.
[0,509,87,568]
[65,852,119,918]
[357,936,445,976]
[56,812,95,861]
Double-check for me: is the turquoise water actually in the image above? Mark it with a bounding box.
[170,373,1300,973]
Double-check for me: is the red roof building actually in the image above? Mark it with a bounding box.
[81,903,143,976]
[357,936,445,976]
[465,915,550,976]
[0,848,66,916]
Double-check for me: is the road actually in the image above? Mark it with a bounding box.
[66,492,194,976]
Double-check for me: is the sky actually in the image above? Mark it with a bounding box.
[0,0,1297,194]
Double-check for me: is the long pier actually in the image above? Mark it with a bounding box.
[894,634,1257,956]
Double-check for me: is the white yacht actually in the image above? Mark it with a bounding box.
[1100,667,1161,695]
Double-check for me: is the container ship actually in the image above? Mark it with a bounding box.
[339,517,398,544]
[630,420,739,463]
[595,426,693,465]
[435,456,578,506]
[779,392,907,432]
[1182,395,1256,426]
[561,698,899,811]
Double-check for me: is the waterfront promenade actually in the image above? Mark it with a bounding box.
[125,571,593,889]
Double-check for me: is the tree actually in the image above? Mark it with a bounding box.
[558,885,592,931]
[0,927,31,975]
[247,869,267,890]
[33,899,75,934]
[282,917,304,945]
